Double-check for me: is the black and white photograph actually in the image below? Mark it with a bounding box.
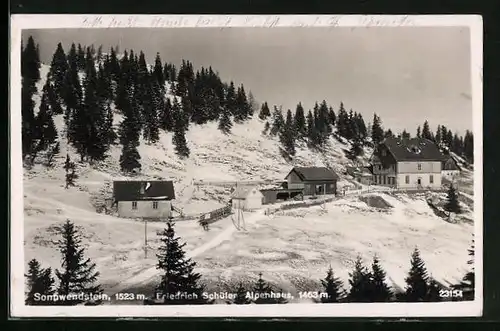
[10,15,483,317]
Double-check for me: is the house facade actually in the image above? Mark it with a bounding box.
[442,156,461,179]
[285,167,339,196]
[370,138,445,190]
[231,186,264,211]
[113,180,176,218]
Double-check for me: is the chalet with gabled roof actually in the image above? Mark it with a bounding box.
[113,180,175,218]
[285,167,339,196]
[370,137,446,189]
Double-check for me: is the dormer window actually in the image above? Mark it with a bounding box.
[407,145,422,154]
[381,150,387,157]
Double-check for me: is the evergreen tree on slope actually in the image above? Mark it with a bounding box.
[155,222,208,304]
[270,106,285,136]
[258,102,271,120]
[280,109,296,156]
[320,266,345,303]
[371,113,384,146]
[231,282,251,304]
[48,42,69,103]
[21,36,41,85]
[172,99,190,158]
[218,106,233,134]
[294,102,306,137]
[25,259,55,305]
[444,184,461,215]
[347,256,373,302]
[55,220,102,305]
[369,256,392,302]
[34,88,58,152]
[400,248,431,302]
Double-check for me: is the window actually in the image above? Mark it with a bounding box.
[132,201,138,210]
[383,176,386,185]
[153,201,159,209]
[430,175,434,184]
[405,175,410,184]
[417,163,422,170]
[381,150,386,157]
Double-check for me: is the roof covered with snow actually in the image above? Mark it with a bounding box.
[113,180,175,201]
[286,167,340,182]
[382,137,445,162]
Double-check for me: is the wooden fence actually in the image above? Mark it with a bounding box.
[198,204,232,226]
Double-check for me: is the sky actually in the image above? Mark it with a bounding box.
[24,27,473,136]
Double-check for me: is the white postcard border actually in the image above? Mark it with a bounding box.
[10,14,483,318]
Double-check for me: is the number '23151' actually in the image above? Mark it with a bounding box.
[439,289,463,299]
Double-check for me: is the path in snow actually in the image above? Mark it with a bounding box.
[106,209,267,296]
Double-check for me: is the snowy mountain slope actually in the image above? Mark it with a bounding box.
[23,64,474,299]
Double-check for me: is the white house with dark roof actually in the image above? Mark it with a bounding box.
[113,180,176,218]
[285,167,339,196]
[231,186,264,211]
[370,137,446,189]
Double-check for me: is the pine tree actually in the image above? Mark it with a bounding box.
[349,137,363,159]
[172,99,190,158]
[46,141,60,167]
[294,102,306,137]
[34,89,58,151]
[48,42,69,102]
[401,248,429,302]
[143,78,161,144]
[258,102,271,120]
[77,44,86,71]
[63,43,83,126]
[234,85,250,122]
[416,126,422,139]
[156,222,207,304]
[21,77,36,158]
[64,154,78,188]
[119,142,142,173]
[218,107,233,134]
[422,120,432,140]
[21,36,41,84]
[252,273,285,304]
[454,239,475,300]
[55,220,102,305]
[384,129,394,138]
[25,259,55,305]
[369,256,392,302]
[270,106,285,136]
[232,283,251,304]
[320,266,345,303]
[280,109,296,156]
[247,90,256,117]
[347,256,373,302]
[401,130,410,140]
[161,98,174,132]
[371,113,384,146]
[153,52,165,87]
[328,106,336,127]
[262,121,270,135]
[336,102,348,139]
[82,52,109,162]
[306,110,317,146]
[444,184,461,215]
[435,125,442,147]
[426,278,443,302]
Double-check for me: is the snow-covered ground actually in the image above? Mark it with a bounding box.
[22,64,474,302]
